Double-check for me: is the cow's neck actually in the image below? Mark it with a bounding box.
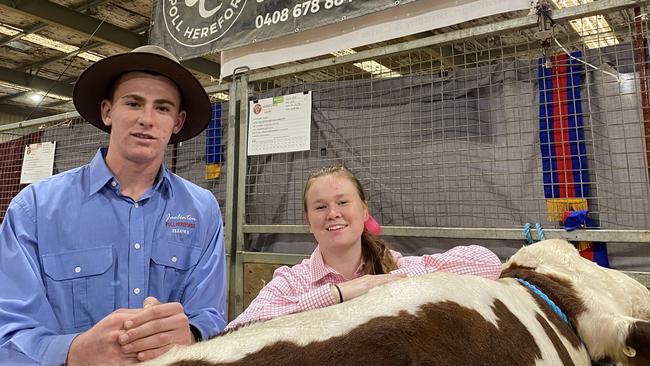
[501,266,585,342]
[501,265,617,366]
[515,278,572,325]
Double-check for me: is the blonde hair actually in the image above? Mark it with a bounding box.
[303,166,397,275]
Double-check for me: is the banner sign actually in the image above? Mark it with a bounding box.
[218,0,531,77]
[150,0,418,60]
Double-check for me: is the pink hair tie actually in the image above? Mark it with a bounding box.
[364,215,382,236]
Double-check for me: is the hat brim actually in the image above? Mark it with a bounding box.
[73,52,211,144]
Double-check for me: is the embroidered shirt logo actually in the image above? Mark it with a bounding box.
[165,213,197,235]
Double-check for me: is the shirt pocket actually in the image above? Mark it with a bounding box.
[41,246,114,332]
[150,241,202,302]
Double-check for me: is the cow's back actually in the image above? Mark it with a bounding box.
[148,272,591,366]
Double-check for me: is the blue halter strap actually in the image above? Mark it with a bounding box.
[516,278,570,325]
[515,278,614,366]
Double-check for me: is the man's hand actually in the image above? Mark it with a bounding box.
[67,309,140,366]
[118,297,194,362]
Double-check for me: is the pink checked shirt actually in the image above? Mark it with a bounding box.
[225,245,501,330]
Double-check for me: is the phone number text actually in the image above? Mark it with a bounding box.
[255,0,353,29]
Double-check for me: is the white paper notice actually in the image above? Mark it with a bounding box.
[20,141,56,184]
[247,91,311,156]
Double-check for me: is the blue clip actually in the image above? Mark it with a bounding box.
[535,223,546,241]
[523,223,533,245]
[524,223,545,244]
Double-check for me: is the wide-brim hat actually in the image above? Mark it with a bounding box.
[73,45,211,144]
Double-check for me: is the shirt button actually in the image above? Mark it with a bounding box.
[111,181,117,187]
[134,243,141,250]
[133,288,141,295]
[74,266,81,273]
[171,256,178,263]
[134,203,139,208]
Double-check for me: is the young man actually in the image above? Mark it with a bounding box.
[0,45,226,365]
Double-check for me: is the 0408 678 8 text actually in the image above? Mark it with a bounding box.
[255,0,353,29]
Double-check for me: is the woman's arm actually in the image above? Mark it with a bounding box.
[225,265,337,331]
[391,245,502,280]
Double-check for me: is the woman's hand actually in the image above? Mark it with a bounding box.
[333,273,407,302]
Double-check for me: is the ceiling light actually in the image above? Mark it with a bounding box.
[332,48,356,57]
[551,0,620,49]
[29,93,43,103]
[552,0,585,7]
[25,90,71,103]
[0,81,31,92]
[0,23,21,36]
[6,40,33,51]
[41,92,72,101]
[353,60,400,78]
[332,49,401,78]
[77,51,103,62]
[210,92,229,101]
[0,22,106,62]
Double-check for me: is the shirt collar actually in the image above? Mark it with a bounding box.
[309,245,364,283]
[88,148,114,195]
[88,148,173,197]
[156,165,174,197]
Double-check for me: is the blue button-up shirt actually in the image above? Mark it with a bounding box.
[0,149,227,365]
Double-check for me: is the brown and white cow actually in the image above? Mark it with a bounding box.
[146,239,650,366]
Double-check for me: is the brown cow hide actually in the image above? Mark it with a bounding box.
[144,239,650,366]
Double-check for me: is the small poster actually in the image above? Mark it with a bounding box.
[247,91,311,156]
[20,142,56,184]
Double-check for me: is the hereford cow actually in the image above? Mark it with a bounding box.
[145,239,650,366]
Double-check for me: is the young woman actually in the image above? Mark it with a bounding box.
[226,166,502,330]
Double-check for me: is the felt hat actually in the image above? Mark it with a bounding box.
[73,45,211,144]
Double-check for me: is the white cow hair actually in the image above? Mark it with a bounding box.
[506,239,650,365]
[146,239,648,366]
[150,272,502,364]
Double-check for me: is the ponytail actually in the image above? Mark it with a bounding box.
[361,232,397,275]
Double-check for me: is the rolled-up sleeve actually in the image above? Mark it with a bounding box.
[0,194,78,365]
[225,266,336,331]
[391,245,502,280]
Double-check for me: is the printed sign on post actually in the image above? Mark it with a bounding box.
[247,91,311,156]
[20,141,56,184]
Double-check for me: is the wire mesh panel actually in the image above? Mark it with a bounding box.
[243,4,650,264]
[168,102,230,209]
[0,130,44,219]
[0,101,230,220]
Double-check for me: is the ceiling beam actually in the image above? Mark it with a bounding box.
[17,24,148,73]
[18,41,103,71]
[0,66,73,97]
[0,90,30,103]
[46,99,73,108]
[0,0,110,47]
[0,102,51,119]
[0,0,145,49]
[0,0,221,77]
[0,22,47,47]
[182,57,221,78]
